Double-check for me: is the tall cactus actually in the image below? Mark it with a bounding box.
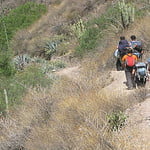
[118,0,135,28]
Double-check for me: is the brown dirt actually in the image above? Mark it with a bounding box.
[55,65,81,80]
[105,71,150,149]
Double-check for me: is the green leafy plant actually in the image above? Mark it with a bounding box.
[107,111,127,131]
[75,27,99,57]
[44,40,59,60]
[43,35,68,60]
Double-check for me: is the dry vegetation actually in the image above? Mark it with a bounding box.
[10,0,111,57]
[0,73,143,149]
[0,0,150,150]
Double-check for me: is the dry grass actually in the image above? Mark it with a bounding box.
[23,75,143,149]
[111,125,150,150]
[2,15,150,150]
[10,0,110,58]
[0,71,132,149]
[0,1,150,150]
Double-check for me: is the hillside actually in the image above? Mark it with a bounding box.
[0,0,150,150]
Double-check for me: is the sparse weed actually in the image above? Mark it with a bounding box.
[107,111,127,131]
[71,18,86,40]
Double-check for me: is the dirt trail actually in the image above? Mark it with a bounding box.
[56,66,150,149]
[98,70,150,149]
[55,65,81,80]
[102,70,150,149]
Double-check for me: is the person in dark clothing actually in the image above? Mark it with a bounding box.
[117,36,131,58]
[115,36,131,71]
[129,35,143,59]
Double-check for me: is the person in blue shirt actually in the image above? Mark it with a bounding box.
[129,35,143,59]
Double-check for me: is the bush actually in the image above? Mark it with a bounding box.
[0,76,25,113]
[75,27,99,57]
[74,1,136,57]
[16,65,53,88]
[0,51,16,76]
[0,2,47,51]
[107,111,127,131]
[0,64,54,114]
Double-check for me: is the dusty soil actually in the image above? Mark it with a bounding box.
[104,70,150,149]
[55,65,81,80]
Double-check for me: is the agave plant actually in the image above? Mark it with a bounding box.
[13,54,31,70]
[44,40,61,60]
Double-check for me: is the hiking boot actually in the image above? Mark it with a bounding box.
[128,87,133,90]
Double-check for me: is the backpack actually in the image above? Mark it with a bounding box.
[130,41,143,53]
[125,54,136,67]
[137,68,147,77]
[135,62,147,76]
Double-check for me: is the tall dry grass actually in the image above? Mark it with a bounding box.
[23,15,150,149]
[1,15,150,150]
[0,66,143,150]
[0,2,150,150]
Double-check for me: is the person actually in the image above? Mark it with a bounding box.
[115,36,131,71]
[121,48,138,90]
[117,36,131,58]
[129,35,143,59]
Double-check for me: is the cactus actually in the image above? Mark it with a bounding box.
[13,54,31,70]
[118,0,135,28]
[71,18,86,39]
[13,53,66,77]
[44,40,61,60]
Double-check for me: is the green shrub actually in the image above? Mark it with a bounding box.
[0,64,54,114]
[44,40,60,60]
[0,77,25,113]
[71,18,86,39]
[0,2,47,51]
[0,51,16,76]
[75,27,99,57]
[16,65,53,88]
[74,1,136,57]
[107,111,127,131]
[41,60,66,74]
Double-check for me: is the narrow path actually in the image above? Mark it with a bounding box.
[55,65,81,80]
[105,71,150,149]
